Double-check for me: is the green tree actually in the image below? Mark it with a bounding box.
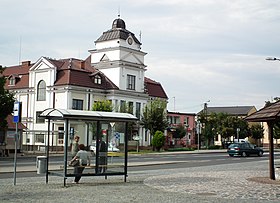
[141,98,168,136]
[174,124,186,139]
[274,122,280,145]
[198,112,250,146]
[92,100,113,112]
[90,99,113,140]
[249,124,264,146]
[0,66,15,130]
[151,130,165,151]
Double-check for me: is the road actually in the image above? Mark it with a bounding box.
[1,151,278,179]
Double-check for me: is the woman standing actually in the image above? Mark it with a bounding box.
[69,144,90,184]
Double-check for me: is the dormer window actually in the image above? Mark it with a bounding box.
[9,77,15,86]
[94,75,102,85]
[8,74,20,86]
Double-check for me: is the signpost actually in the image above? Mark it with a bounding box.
[13,101,21,186]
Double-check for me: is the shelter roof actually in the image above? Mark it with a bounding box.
[40,108,138,122]
[245,101,280,122]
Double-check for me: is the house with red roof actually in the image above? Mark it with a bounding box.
[2,17,168,151]
[0,115,26,156]
[167,111,196,147]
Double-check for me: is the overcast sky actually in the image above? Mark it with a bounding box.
[1,0,280,113]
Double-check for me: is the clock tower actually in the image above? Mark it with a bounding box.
[89,17,147,92]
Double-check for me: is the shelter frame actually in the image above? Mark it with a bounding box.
[39,108,137,186]
[245,100,280,180]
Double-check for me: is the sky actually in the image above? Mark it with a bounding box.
[1,0,280,113]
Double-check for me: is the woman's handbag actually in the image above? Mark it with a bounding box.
[69,159,80,167]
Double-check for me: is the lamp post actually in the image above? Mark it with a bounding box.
[203,100,210,146]
[236,128,240,143]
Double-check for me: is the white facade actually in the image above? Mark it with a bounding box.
[6,18,166,150]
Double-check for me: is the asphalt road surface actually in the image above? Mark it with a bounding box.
[1,152,278,179]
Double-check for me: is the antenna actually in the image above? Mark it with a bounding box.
[139,31,142,43]
[118,6,121,18]
[18,36,22,65]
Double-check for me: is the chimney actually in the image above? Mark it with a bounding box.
[22,61,31,66]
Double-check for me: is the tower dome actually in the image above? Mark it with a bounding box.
[112,18,126,29]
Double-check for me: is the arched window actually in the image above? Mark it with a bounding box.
[37,80,46,101]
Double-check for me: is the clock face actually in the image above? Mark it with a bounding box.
[128,37,133,45]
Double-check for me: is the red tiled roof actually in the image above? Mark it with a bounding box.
[3,58,167,97]
[2,62,32,89]
[6,114,26,130]
[3,57,118,91]
[144,77,168,99]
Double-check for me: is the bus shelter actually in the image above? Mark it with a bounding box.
[39,108,138,186]
[245,100,280,180]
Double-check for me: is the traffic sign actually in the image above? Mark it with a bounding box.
[114,132,120,139]
[13,102,22,123]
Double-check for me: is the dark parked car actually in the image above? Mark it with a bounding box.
[227,142,264,157]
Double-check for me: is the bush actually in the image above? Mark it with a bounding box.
[152,131,165,151]
[207,145,222,150]
[167,148,195,152]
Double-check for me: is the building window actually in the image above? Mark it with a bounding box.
[174,116,180,124]
[136,102,141,119]
[184,117,189,127]
[35,134,44,143]
[37,80,46,101]
[58,127,64,139]
[9,77,15,86]
[128,101,133,114]
[127,74,136,90]
[72,99,83,110]
[120,100,126,113]
[94,75,102,85]
[36,111,45,123]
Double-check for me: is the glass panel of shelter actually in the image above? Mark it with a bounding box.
[66,121,126,175]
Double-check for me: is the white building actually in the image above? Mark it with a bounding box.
[3,17,168,151]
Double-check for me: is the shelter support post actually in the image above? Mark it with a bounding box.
[46,118,50,183]
[268,121,275,180]
[124,122,128,182]
[63,119,69,187]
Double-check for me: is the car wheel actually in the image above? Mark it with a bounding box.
[241,152,247,157]
[258,151,263,157]
[229,154,234,157]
